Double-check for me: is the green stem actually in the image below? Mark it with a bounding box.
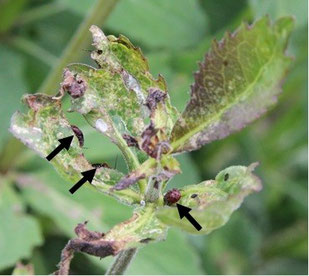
[106,248,137,275]
[114,129,146,194]
[0,0,118,171]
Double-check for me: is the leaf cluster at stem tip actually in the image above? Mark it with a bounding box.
[9,15,294,267]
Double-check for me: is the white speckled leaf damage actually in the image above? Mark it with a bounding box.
[9,16,293,250]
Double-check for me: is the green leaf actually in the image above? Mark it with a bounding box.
[105,0,207,50]
[126,229,204,274]
[170,16,294,153]
[0,179,42,270]
[16,172,108,237]
[156,163,262,234]
[9,94,140,205]
[0,45,28,150]
[250,0,307,29]
[0,0,27,33]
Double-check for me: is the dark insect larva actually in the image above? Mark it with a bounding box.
[92,163,111,169]
[164,188,181,205]
[224,173,229,181]
[139,238,153,244]
[71,125,84,147]
[191,193,198,198]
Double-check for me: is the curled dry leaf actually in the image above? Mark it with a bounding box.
[57,205,167,274]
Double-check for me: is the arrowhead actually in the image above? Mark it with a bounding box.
[58,135,74,150]
[81,169,96,183]
[176,203,192,219]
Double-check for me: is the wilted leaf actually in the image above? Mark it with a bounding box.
[156,163,262,234]
[9,94,140,205]
[170,16,294,153]
[65,205,168,259]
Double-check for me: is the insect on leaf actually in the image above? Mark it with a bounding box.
[170,16,294,153]
[156,163,262,234]
[9,94,140,205]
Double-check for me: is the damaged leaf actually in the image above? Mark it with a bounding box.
[62,205,167,260]
[102,204,168,253]
[9,94,140,205]
[170,16,294,153]
[64,26,178,162]
[156,163,262,234]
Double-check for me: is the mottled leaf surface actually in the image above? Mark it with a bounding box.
[156,163,262,234]
[101,204,168,254]
[65,26,178,160]
[170,16,294,153]
[9,94,140,205]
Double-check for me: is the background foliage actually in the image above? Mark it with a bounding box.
[0,0,307,274]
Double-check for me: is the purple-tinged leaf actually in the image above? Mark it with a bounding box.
[170,16,294,153]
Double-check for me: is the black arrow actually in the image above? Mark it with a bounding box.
[176,203,202,231]
[46,136,74,161]
[69,169,96,194]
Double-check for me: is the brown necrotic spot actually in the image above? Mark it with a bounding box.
[68,239,116,258]
[140,122,170,159]
[71,125,84,147]
[62,69,87,99]
[122,134,139,149]
[145,88,167,111]
[140,122,159,158]
[164,188,181,205]
[75,222,103,241]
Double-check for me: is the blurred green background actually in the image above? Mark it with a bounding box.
[0,0,307,274]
